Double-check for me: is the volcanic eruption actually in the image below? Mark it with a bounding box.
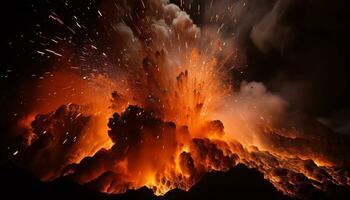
[3,0,350,199]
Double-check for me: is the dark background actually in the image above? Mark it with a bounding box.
[0,0,349,199]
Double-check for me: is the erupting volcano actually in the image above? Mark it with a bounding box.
[2,0,350,199]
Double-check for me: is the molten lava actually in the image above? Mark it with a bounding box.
[10,0,350,199]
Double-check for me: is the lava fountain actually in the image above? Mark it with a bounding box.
[8,0,350,199]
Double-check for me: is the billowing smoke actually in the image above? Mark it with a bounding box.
[206,0,349,134]
[7,0,350,199]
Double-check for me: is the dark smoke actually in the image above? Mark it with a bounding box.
[62,105,240,194]
[14,104,92,180]
[185,0,349,135]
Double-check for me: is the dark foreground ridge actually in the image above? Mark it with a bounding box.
[1,162,349,200]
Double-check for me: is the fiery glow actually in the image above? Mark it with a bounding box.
[10,0,349,199]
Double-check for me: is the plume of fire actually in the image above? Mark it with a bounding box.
[10,0,350,198]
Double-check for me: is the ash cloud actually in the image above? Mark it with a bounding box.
[13,104,109,181]
[197,0,349,133]
[63,105,239,195]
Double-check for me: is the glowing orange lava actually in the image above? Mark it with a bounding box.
[12,0,350,198]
